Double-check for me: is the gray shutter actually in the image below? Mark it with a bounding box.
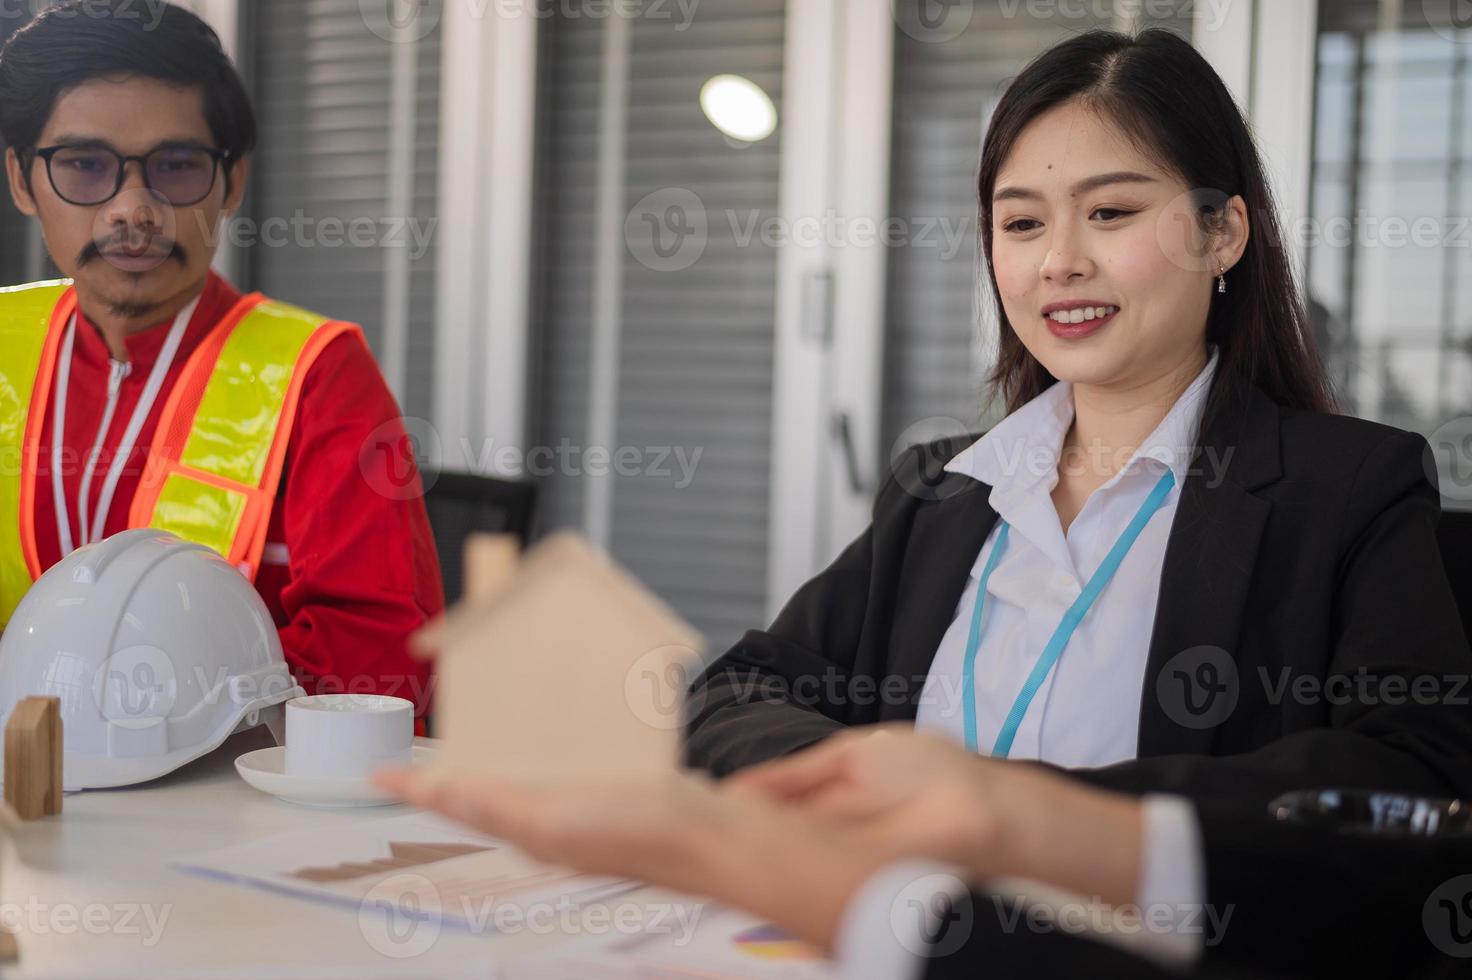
[529,11,603,536]
[530,1,785,652]
[0,10,38,285]
[244,0,439,422]
[882,5,1196,453]
[406,12,441,426]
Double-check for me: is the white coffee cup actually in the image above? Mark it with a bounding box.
[284,694,414,779]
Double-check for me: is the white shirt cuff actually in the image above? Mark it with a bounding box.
[831,795,1206,978]
[952,797,1207,971]
[834,860,971,980]
[1131,792,1207,967]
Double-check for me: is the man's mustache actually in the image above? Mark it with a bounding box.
[78,235,187,268]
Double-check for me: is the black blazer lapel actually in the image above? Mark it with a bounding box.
[883,472,999,721]
[1136,379,1283,757]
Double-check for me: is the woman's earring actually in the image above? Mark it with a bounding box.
[1217,265,1227,294]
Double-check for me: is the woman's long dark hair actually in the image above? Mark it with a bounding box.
[978,28,1338,427]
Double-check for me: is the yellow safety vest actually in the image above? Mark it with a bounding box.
[0,280,362,626]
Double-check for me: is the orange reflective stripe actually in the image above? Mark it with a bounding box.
[138,292,260,481]
[236,318,354,578]
[0,281,73,625]
[129,293,361,580]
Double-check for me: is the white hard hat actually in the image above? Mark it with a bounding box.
[0,530,304,790]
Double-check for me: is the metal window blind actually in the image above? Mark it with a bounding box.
[244,0,440,422]
[0,9,38,285]
[529,10,603,536]
[530,1,785,652]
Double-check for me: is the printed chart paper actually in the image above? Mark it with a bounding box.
[171,811,637,931]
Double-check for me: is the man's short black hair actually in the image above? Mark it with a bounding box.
[0,0,256,174]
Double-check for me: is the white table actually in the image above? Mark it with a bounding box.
[0,728,687,979]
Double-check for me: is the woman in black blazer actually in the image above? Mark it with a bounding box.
[684,28,1472,808]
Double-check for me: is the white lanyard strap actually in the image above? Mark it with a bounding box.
[51,296,200,557]
[75,356,130,550]
[49,318,77,558]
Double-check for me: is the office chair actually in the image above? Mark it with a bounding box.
[418,470,537,738]
[421,470,538,606]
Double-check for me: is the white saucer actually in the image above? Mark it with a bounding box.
[235,740,437,808]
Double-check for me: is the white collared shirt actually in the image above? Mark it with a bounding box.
[914,345,1221,767]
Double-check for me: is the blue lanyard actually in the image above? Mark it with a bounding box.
[961,467,1177,757]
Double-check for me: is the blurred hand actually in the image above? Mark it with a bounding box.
[725,725,1023,874]
[371,766,887,950]
[727,725,1144,902]
[374,726,1146,942]
[374,768,739,889]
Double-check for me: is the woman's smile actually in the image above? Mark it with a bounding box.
[1042,301,1120,340]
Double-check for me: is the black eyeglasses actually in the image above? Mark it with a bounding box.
[31,142,234,207]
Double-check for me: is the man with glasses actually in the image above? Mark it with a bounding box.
[0,0,443,732]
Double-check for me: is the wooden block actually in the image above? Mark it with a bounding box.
[4,696,62,820]
[431,532,704,783]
